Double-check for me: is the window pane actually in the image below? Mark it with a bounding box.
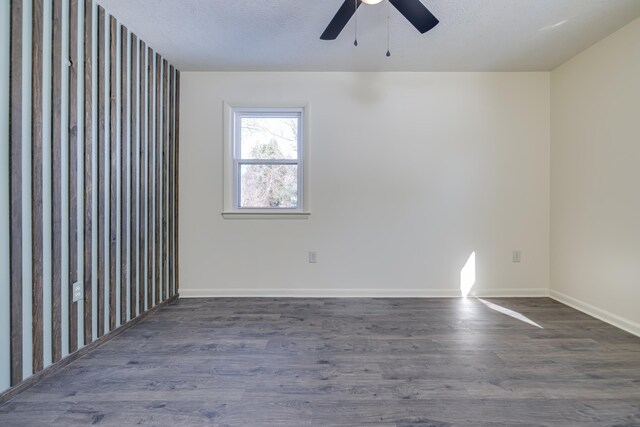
[240,164,298,208]
[240,117,298,160]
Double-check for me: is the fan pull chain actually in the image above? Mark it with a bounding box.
[386,0,391,56]
[354,0,358,46]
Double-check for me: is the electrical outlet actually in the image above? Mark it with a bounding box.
[512,250,522,263]
[72,282,82,303]
[309,251,317,264]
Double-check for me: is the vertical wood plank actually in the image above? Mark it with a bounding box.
[146,48,152,309]
[68,0,78,354]
[96,6,105,338]
[119,25,127,325]
[109,15,116,332]
[161,59,167,303]
[138,41,146,314]
[9,0,24,386]
[168,65,174,299]
[174,71,179,296]
[32,0,45,374]
[51,0,62,363]
[154,52,160,306]
[82,0,93,346]
[130,34,138,319]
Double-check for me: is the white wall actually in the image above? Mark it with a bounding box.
[180,72,550,297]
[550,17,640,335]
[0,0,11,392]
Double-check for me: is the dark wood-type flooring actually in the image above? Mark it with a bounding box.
[1,297,639,426]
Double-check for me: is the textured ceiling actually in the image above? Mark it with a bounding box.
[97,0,640,71]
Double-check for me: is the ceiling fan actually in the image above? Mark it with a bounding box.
[320,0,439,40]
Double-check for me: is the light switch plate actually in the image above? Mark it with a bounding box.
[72,282,82,303]
[309,251,317,263]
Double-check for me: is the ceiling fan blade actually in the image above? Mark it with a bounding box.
[320,0,362,40]
[389,0,439,34]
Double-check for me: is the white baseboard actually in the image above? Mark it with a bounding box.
[468,288,549,298]
[550,289,640,338]
[180,289,459,298]
[179,288,550,299]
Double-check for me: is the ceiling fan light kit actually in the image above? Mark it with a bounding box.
[320,0,439,57]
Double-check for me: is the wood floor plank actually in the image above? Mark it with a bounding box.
[1,298,640,426]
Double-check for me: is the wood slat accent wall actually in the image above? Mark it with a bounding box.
[1,0,180,396]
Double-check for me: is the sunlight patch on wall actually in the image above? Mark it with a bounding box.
[460,252,476,297]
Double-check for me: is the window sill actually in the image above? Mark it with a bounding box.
[221,212,311,220]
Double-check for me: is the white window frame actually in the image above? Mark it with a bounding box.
[222,102,310,219]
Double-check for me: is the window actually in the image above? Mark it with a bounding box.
[223,104,309,218]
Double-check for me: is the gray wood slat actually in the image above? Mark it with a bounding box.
[108,15,116,332]
[9,0,24,386]
[154,52,160,306]
[161,59,167,303]
[146,48,152,309]
[139,41,147,314]
[119,25,127,325]
[129,34,138,318]
[174,72,179,296]
[68,0,79,354]
[82,0,93,346]
[51,0,63,363]
[96,6,105,339]
[167,65,174,299]
[31,0,45,375]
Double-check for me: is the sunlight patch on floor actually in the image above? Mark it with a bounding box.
[477,298,543,329]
